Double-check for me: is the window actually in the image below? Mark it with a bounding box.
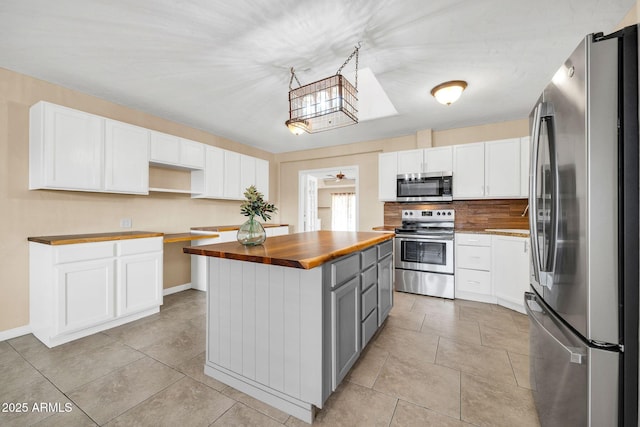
[331,193,356,231]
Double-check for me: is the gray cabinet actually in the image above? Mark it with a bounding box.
[377,254,393,325]
[331,275,360,389]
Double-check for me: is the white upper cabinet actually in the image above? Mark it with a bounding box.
[484,138,521,198]
[453,142,485,198]
[223,150,242,199]
[104,119,149,194]
[255,158,270,200]
[149,131,204,170]
[240,154,256,195]
[520,137,530,197]
[30,101,104,191]
[396,149,423,174]
[378,152,398,201]
[424,146,453,173]
[191,145,224,198]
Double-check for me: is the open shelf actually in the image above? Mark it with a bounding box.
[149,187,198,195]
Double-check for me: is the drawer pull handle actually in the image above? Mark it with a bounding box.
[467,280,480,285]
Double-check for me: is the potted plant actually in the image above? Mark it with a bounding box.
[237,185,278,245]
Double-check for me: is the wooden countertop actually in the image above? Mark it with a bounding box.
[191,224,288,232]
[163,232,220,244]
[373,225,529,238]
[183,231,394,269]
[28,231,164,245]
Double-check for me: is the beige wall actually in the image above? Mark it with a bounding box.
[616,0,640,29]
[0,67,279,333]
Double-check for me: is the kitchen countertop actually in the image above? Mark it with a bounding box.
[28,231,164,245]
[183,230,394,269]
[163,232,220,243]
[191,223,288,232]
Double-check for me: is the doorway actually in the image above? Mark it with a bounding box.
[298,166,359,232]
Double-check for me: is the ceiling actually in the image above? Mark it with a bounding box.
[0,0,634,153]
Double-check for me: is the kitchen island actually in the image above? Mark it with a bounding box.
[183,231,394,423]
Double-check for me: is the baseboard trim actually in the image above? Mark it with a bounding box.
[0,324,31,342]
[163,283,192,296]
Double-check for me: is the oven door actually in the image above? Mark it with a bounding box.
[394,234,454,274]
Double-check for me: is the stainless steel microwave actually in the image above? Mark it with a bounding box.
[396,171,453,202]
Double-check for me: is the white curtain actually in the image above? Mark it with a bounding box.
[331,193,356,231]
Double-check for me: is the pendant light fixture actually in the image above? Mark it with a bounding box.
[286,44,360,135]
[431,80,468,105]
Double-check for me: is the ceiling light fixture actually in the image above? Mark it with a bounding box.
[286,44,360,135]
[431,80,468,105]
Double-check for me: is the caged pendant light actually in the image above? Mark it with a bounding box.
[286,44,360,135]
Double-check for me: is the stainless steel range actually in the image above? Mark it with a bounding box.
[394,209,455,299]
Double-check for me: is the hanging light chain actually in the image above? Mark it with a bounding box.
[336,42,361,90]
[289,67,302,91]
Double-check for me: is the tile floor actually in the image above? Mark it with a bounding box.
[0,290,540,426]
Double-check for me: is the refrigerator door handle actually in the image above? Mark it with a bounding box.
[542,107,560,275]
[529,103,543,284]
[525,292,587,365]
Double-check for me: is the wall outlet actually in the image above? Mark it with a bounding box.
[120,218,132,228]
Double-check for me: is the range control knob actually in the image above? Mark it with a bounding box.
[437,212,441,215]
[447,212,452,216]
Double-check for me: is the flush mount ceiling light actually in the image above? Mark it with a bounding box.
[431,80,468,105]
[286,44,360,135]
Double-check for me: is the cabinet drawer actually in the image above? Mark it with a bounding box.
[456,233,491,246]
[456,268,491,295]
[377,240,393,259]
[457,245,491,270]
[361,283,377,320]
[331,254,360,287]
[119,237,163,256]
[55,242,116,264]
[361,265,376,291]
[362,308,378,348]
[361,247,377,270]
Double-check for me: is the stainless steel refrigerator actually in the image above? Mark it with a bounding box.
[526,25,639,426]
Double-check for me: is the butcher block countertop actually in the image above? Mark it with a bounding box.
[183,230,394,269]
[163,232,220,243]
[191,224,288,232]
[28,231,164,245]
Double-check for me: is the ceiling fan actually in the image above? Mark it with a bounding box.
[326,171,347,182]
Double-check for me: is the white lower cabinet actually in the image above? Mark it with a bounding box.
[455,233,494,304]
[30,237,163,348]
[491,235,529,314]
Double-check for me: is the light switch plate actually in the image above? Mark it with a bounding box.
[120,218,132,228]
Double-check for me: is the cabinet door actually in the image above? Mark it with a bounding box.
[424,146,453,172]
[223,150,242,199]
[42,103,104,190]
[204,146,225,198]
[492,236,530,313]
[255,158,270,200]
[240,155,257,194]
[149,131,181,165]
[485,138,521,197]
[104,120,149,194]
[378,152,398,201]
[332,276,360,390]
[520,137,530,197]
[453,142,485,198]
[180,138,205,169]
[56,259,115,335]
[397,149,424,174]
[377,254,393,325]
[118,252,162,316]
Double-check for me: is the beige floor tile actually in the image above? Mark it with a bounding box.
[512,311,530,332]
[391,291,416,312]
[140,326,206,368]
[374,354,460,419]
[106,377,234,427]
[0,341,22,365]
[480,323,529,356]
[385,310,425,332]
[372,326,439,370]
[436,338,516,386]
[454,298,495,311]
[221,386,290,423]
[40,341,144,392]
[178,352,227,391]
[159,296,207,322]
[32,408,97,426]
[293,381,397,426]
[345,344,389,388]
[8,333,116,370]
[102,315,192,350]
[421,313,482,345]
[391,399,472,426]
[508,352,532,390]
[67,357,183,425]
[211,402,285,427]
[461,373,539,427]
[412,297,460,318]
[162,289,204,310]
[459,306,519,332]
[0,356,44,396]
[0,376,74,427]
